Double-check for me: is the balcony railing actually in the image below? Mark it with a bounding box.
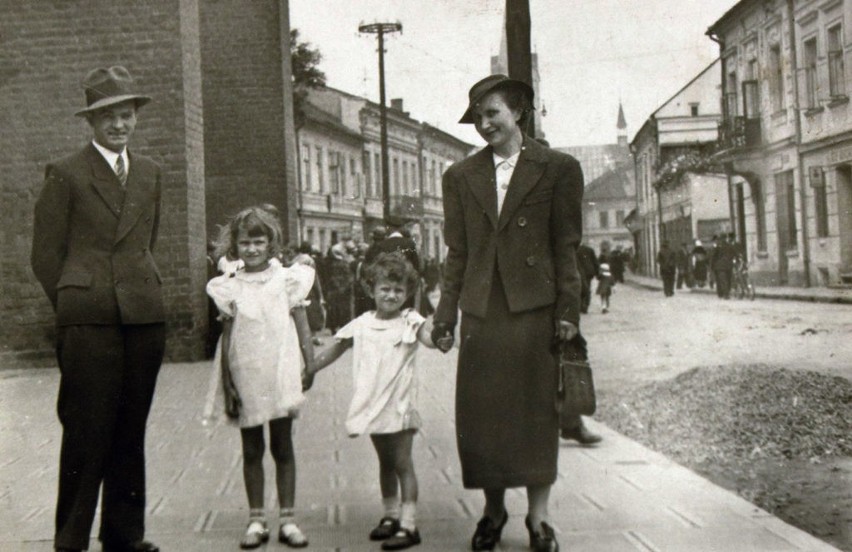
[719,116,761,150]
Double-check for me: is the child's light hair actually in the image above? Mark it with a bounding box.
[362,251,419,296]
[213,206,283,262]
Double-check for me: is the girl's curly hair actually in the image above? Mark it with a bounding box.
[213,206,283,262]
[362,251,419,296]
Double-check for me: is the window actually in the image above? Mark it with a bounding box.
[301,143,311,191]
[828,25,845,97]
[776,170,798,248]
[769,44,786,112]
[350,157,359,198]
[786,174,798,247]
[725,67,738,118]
[432,159,438,193]
[315,146,324,193]
[814,169,829,238]
[599,211,609,229]
[393,158,400,196]
[329,151,340,194]
[363,151,372,197]
[804,37,818,108]
[375,152,382,198]
[402,160,409,194]
[616,210,625,226]
[689,103,699,117]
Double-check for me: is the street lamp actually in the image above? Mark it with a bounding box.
[358,21,402,224]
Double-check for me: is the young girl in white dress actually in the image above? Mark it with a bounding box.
[206,207,316,550]
[308,252,442,551]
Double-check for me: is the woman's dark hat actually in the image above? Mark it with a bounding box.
[459,74,534,124]
[74,66,152,117]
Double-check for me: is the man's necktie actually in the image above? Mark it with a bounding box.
[114,156,127,187]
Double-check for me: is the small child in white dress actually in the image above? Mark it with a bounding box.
[308,252,438,550]
[206,206,315,550]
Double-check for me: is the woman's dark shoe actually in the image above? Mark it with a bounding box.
[370,516,401,540]
[381,527,421,550]
[471,509,508,551]
[525,516,559,552]
[560,423,602,446]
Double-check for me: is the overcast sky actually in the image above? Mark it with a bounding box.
[290,0,738,148]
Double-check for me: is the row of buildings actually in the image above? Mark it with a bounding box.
[627,0,852,288]
[296,88,473,261]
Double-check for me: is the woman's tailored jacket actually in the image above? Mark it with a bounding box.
[435,137,584,327]
[31,143,165,326]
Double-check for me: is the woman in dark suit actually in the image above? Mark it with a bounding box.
[432,75,583,552]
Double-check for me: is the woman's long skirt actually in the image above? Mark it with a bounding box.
[456,272,559,489]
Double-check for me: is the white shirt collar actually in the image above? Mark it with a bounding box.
[492,150,520,169]
[92,141,129,174]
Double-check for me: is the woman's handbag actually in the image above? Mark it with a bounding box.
[555,335,596,419]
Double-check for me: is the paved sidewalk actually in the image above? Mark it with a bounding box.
[0,349,841,551]
[625,273,852,304]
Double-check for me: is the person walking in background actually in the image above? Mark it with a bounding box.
[324,240,355,332]
[610,246,625,283]
[691,239,708,288]
[656,241,677,297]
[30,66,164,552]
[675,242,690,289]
[431,74,583,552]
[308,253,439,550]
[712,233,735,299]
[206,207,316,549]
[596,262,614,313]
[577,241,599,314]
[706,235,717,290]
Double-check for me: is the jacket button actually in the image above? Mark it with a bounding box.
[526,255,536,266]
[517,216,527,227]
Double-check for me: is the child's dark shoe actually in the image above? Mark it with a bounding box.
[239,520,269,549]
[369,516,401,540]
[381,527,421,550]
[278,522,309,548]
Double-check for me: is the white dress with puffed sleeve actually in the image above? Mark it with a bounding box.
[206,262,315,428]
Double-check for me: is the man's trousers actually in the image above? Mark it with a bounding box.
[54,324,165,550]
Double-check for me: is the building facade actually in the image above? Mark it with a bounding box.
[709,0,852,287]
[297,88,473,261]
[2,0,299,366]
[631,60,724,276]
[582,161,636,256]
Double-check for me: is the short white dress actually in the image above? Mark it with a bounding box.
[206,262,315,428]
[334,309,426,437]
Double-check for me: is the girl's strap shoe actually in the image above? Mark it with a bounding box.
[279,522,309,548]
[239,520,269,550]
[370,516,401,540]
[381,527,421,550]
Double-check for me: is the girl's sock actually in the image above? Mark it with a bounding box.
[279,507,295,525]
[400,501,417,531]
[382,496,400,519]
[249,507,265,522]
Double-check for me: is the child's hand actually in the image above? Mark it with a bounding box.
[223,380,241,419]
[436,335,455,352]
[301,367,315,392]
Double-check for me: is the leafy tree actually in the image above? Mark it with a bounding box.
[291,29,326,129]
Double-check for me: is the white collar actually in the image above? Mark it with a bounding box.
[92,141,129,173]
[492,150,520,169]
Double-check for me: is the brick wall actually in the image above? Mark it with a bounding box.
[200,0,298,243]
[0,0,207,364]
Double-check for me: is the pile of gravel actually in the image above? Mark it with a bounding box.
[596,365,852,464]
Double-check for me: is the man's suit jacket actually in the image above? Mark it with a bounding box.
[435,137,584,327]
[31,143,166,326]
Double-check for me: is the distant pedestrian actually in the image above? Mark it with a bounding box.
[610,247,625,283]
[324,241,355,332]
[577,241,599,314]
[596,262,613,313]
[308,253,439,550]
[712,234,735,299]
[30,65,164,552]
[206,207,316,549]
[691,240,708,287]
[656,241,677,297]
[675,242,690,289]
[707,235,718,290]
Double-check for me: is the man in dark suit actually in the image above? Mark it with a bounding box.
[713,233,735,299]
[31,66,164,552]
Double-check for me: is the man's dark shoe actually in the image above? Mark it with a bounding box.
[369,516,401,541]
[471,510,508,551]
[525,516,559,552]
[102,540,160,552]
[560,423,602,446]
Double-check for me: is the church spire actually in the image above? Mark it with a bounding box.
[617,102,627,147]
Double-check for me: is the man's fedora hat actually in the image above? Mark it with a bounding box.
[74,66,151,117]
[459,74,534,124]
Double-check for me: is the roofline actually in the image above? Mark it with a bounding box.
[420,122,475,151]
[629,58,721,145]
[706,0,750,37]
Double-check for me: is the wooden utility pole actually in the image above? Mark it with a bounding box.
[505,0,535,138]
[359,21,402,223]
